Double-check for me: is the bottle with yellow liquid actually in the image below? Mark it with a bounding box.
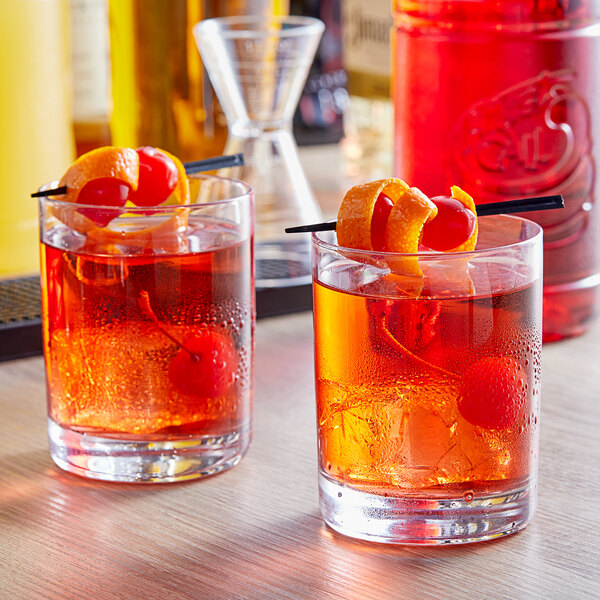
[0,0,75,278]
[340,0,393,183]
[69,0,112,156]
[108,0,289,162]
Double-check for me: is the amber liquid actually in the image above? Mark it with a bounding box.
[393,1,600,340]
[314,279,541,497]
[108,0,289,162]
[41,217,253,439]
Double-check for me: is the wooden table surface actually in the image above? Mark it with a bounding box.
[0,309,599,599]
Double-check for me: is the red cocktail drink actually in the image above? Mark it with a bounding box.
[39,174,254,482]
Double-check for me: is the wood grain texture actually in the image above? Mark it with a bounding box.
[0,312,599,600]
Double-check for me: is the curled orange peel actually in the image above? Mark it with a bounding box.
[51,146,191,252]
[334,180,480,296]
[51,146,139,235]
[383,187,438,277]
[59,146,140,203]
[384,187,438,254]
[336,178,409,250]
[156,147,190,207]
[446,186,478,252]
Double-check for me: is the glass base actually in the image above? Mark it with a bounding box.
[48,419,250,483]
[542,274,600,342]
[319,472,536,545]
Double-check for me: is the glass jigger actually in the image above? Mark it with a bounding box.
[194,16,324,286]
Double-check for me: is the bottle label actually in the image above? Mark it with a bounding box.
[342,0,392,96]
[70,0,110,121]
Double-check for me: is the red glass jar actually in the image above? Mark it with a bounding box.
[393,0,600,341]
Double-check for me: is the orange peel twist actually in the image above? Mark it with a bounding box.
[446,185,478,252]
[336,178,410,251]
[335,179,479,294]
[51,146,190,253]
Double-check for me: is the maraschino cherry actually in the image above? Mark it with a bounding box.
[369,193,476,252]
[169,329,238,398]
[370,192,395,251]
[421,196,476,251]
[77,177,131,226]
[75,147,180,226]
[458,357,527,429]
[128,146,179,208]
[137,291,237,399]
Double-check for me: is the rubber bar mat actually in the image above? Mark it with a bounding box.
[0,276,312,362]
[0,277,43,362]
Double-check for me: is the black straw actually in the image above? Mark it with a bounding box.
[184,153,244,174]
[31,153,245,198]
[285,221,337,233]
[285,194,564,233]
[31,185,67,198]
[475,195,563,216]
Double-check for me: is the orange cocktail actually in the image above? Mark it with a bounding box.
[312,180,542,543]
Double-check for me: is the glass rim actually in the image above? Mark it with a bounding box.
[194,15,325,38]
[37,173,253,213]
[311,214,543,259]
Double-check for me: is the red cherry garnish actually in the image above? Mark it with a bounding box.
[129,146,179,207]
[371,192,395,251]
[458,357,527,429]
[421,196,476,251]
[169,328,238,398]
[137,291,237,399]
[77,177,131,226]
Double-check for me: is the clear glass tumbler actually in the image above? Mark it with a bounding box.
[39,174,254,483]
[312,215,542,544]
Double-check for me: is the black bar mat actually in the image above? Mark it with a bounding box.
[0,277,43,362]
[0,276,312,362]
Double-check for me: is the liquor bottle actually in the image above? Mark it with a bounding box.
[69,0,112,155]
[393,0,600,341]
[108,0,289,163]
[0,0,75,277]
[289,0,346,146]
[340,0,393,182]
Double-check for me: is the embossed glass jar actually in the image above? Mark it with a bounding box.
[393,0,600,341]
